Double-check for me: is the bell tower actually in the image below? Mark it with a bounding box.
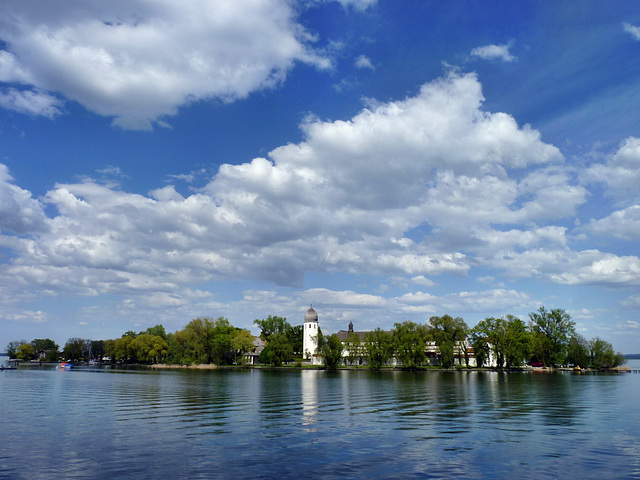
[303,304,318,359]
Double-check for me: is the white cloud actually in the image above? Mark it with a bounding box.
[622,295,640,310]
[0,71,611,319]
[354,55,374,69]
[589,205,640,240]
[0,164,48,235]
[490,248,640,286]
[623,23,640,40]
[0,0,330,129]
[333,0,377,11]
[584,137,640,205]
[470,43,516,62]
[0,88,63,118]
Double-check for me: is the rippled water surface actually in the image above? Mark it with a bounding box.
[1,363,639,479]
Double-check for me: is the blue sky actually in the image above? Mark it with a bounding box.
[1,1,639,353]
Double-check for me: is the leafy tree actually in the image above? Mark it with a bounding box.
[259,332,293,366]
[590,338,625,368]
[123,330,138,338]
[231,329,255,365]
[7,340,28,359]
[254,315,291,341]
[113,336,134,363]
[428,315,468,368]
[502,315,531,368]
[468,326,490,367]
[344,332,363,366]
[322,334,344,370]
[181,318,212,364]
[288,324,304,357]
[63,338,90,361]
[208,317,235,365]
[31,338,59,361]
[528,307,575,366]
[567,334,590,368]
[363,328,393,370]
[103,339,116,363]
[89,340,104,362]
[392,321,426,369]
[130,334,168,364]
[142,324,167,340]
[16,343,35,361]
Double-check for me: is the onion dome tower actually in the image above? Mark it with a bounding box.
[303,304,319,359]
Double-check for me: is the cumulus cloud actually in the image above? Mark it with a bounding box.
[490,248,640,286]
[589,205,640,240]
[0,88,63,118]
[0,0,330,129]
[584,137,640,205]
[355,55,374,69]
[0,72,606,314]
[0,164,48,235]
[623,23,640,40]
[470,43,516,62]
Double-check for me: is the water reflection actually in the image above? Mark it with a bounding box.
[301,369,318,430]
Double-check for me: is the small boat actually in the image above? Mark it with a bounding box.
[56,362,73,370]
[0,364,17,370]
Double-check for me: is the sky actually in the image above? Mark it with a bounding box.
[1,1,639,353]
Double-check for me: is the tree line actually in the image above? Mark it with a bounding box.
[5,306,625,370]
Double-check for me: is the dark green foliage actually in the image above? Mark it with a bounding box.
[392,321,426,369]
[529,307,575,366]
[322,334,343,370]
[428,315,468,368]
[259,333,293,366]
[31,338,59,361]
[567,335,590,368]
[364,328,393,370]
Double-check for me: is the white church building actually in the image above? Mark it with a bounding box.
[303,304,324,365]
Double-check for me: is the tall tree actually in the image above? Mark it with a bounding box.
[232,329,255,365]
[363,328,393,370]
[322,334,344,370]
[254,315,291,341]
[31,338,59,361]
[6,340,28,359]
[392,321,426,369]
[428,315,468,368]
[343,332,363,366]
[528,307,575,366]
[567,334,590,368]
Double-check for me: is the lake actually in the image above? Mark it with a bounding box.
[1,360,639,479]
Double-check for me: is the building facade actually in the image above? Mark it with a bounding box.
[303,304,320,363]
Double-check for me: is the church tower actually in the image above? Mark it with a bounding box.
[303,304,318,359]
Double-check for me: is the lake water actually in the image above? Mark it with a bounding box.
[1,359,640,479]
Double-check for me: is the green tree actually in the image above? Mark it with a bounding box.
[142,324,167,340]
[589,338,625,368]
[344,332,363,366]
[208,317,235,365]
[288,324,304,357]
[502,315,531,368]
[392,321,426,369]
[232,329,255,365]
[30,338,59,361]
[113,336,134,363]
[130,334,168,364]
[468,326,491,367]
[567,334,590,368]
[103,339,116,363]
[259,332,293,366]
[428,315,468,368]
[6,340,28,359]
[16,343,35,361]
[63,338,89,361]
[254,315,291,341]
[363,328,393,370]
[322,334,344,370]
[528,307,575,366]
